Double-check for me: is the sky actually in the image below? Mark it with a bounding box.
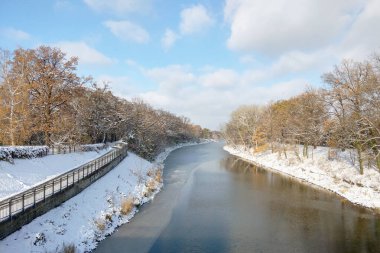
[0,0,379,130]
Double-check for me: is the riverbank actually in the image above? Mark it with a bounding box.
[0,141,207,253]
[224,145,380,211]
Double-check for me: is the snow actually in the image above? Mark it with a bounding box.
[0,146,49,163]
[0,148,111,200]
[0,141,207,253]
[224,145,380,210]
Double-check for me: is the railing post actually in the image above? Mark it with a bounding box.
[60,177,62,192]
[43,185,46,201]
[67,174,69,187]
[33,189,36,207]
[52,180,55,194]
[22,194,25,212]
[9,199,12,221]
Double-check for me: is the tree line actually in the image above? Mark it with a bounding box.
[0,46,211,160]
[223,55,380,174]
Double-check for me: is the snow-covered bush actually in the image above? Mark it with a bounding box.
[0,146,49,163]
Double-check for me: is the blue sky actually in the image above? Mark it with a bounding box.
[1,0,379,130]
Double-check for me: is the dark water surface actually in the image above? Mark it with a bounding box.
[95,142,380,253]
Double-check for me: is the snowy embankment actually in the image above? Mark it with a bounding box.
[224,145,380,210]
[0,141,205,253]
[0,148,110,200]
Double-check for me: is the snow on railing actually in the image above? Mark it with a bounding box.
[0,142,128,223]
[49,143,109,155]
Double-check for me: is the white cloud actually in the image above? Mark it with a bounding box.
[104,20,150,44]
[84,0,151,14]
[144,65,196,92]
[130,64,306,129]
[179,4,214,35]
[200,69,238,88]
[161,5,214,51]
[161,29,179,51]
[236,49,333,87]
[271,49,333,75]
[52,41,113,65]
[1,28,31,41]
[96,75,141,99]
[224,0,364,55]
[339,0,380,60]
[239,55,256,65]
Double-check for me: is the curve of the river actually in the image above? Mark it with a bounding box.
[95,142,380,253]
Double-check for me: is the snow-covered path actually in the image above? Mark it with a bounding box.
[0,149,110,200]
[224,145,380,210]
[0,142,204,253]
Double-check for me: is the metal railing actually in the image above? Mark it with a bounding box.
[0,142,127,223]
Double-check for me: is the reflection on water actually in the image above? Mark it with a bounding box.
[223,156,380,253]
[97,142,380,253]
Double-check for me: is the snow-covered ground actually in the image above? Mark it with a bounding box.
[0,148,111,200]
[0,141,206,253]
[224,145,380,210]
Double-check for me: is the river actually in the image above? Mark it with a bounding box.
[95,142,380,253]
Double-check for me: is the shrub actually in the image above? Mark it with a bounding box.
[146,180,157,192]
[155,170,163,183]
[58,243,76,253]
[120,197,134,215]
[94,218,106,232]
[105,213,113,223]
[0,146,49,163]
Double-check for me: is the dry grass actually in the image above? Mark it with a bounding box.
[120,197,134,215]
[60,244,76,253]
[254,144,269,153]
[105,213,113,223]
[155,170,162,183]
[145,168,162,194]
[94,218,106,232]
[146,180,157,192]
[147,169,154,177]
[339,186,348,194]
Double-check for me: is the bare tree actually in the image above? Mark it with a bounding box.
[0,49,30,145]
[323,59,376,173]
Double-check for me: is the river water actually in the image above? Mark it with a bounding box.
[95,142,380,253]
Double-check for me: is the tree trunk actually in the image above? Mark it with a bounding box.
[306,144,309,158]
[283,144,287,159]
[9,97,15,146]
[303,144,309,158]
[102,132,107,143]
[355,143,364,175]
[376,155,380,172]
